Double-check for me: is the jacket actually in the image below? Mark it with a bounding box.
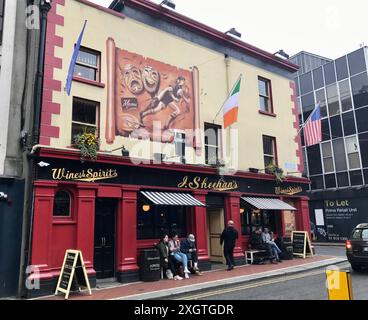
[156,241,169,268]
[220,226,238,249]
[181,239,196,259]
[250,232,264,246]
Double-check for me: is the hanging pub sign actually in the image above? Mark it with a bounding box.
[55,250,92,299]
[291,231,314,259]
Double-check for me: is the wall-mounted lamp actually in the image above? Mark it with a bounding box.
[142,204,151,212]
[225,28,242,38]
[240,208,245,214]
[273,49,290,59]
[160,0,176,10]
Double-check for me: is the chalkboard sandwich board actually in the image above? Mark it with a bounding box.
[55,250,92,299]
[291,231,314,259]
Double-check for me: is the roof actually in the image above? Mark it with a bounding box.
[109,0,299,73]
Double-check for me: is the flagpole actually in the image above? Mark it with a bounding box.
[213,74,242,123]
[296,101,320,135]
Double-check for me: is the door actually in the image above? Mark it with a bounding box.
[206,208,225,263]
[94,198,117,279]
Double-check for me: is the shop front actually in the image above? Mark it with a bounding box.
[27,149,310,297]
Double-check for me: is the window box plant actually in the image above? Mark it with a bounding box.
[74,129,99,162]
[265,164,285,183]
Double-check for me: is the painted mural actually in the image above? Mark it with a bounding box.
[105,38,201,147]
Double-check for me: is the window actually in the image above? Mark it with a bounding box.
[315,89,327,118]
[295,77,300,96]
[307,144,323,175]
[359,133,368,167]
[241,208,276,235]
[73,47,100,81]
[71,98,98,143]
[301,93,315,122]
[299,72,313,95]
[310,175,324,190]
[330,115,343,138]
[321,142,334,173]
[349,170,363,186]
[339,80,352,112]
[0,0,4,45]
[321,119,330,141]
[342,111,356,136]
[332,138,347,171]
[323,61,336,86]
[347,48,366,76]
[352,228,368,240]
[258,77,273,113]
[337,172,349,187]
[355,106,368,133]
[351,72,368,109]
[263,135,277,170]
[335,56,349,81]
[137,202,187,239]
[345,136,360,169]
[204,123,221,165]
[173,130,186,163]
[53,190,71,217]
[326,84,340,116]
[302,147,308,177]
[324,174,336,188]
[313,67,324,90]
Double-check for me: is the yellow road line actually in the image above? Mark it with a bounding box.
[177,264,350,300]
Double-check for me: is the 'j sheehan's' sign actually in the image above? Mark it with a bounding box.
[51,168,118,182]
[177,176,238,191]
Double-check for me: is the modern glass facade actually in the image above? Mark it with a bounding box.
[295,47,368,191]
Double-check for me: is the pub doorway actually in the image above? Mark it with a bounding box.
[206,208,225,264]
[94,198,117,279]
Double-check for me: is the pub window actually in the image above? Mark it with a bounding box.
[263,135,277,171]
[345,136,360,170]
[74,47,100,81]
[204,123,221,165]
[0,0,4,45]
[258,77,273,113]
[71,98,98,144]
[137,202,187,240]
[321,141,334,173]
[53,190,71,217]
[241,208,276,235]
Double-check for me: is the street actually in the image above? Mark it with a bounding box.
[171,246,368,300]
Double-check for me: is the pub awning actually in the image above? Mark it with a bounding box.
[241,197,296,211]
[140,191,206,207]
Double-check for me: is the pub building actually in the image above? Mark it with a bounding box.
[27,0,310,297]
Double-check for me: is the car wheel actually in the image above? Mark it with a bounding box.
[351,264,362,272]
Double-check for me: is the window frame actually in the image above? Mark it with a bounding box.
[263,135,278,170]
[345,135,361,170]
[258,77,274,114]
[321,141,335,174]
[53,189,74,220]
[71,97,100,145]
[73,46,101,82]
[204,123,222,165]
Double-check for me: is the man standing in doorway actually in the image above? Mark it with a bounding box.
[220,220,239,271]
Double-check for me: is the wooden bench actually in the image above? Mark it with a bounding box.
[245,249,267,264]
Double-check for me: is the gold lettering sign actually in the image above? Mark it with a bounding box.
[275,186,303,196]
[178,176,238,191]
[51,168,118,182]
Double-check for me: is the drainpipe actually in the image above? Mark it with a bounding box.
[19,0,52,298]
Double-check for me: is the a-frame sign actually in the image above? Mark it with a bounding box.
[55,250,92,299]
[291,231,314,259]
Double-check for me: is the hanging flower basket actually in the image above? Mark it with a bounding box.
[74,130,99,162]
[265,164,285,184]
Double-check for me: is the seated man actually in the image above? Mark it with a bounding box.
[250,227,277,264]
[180,234,202,275]
[262,228,283,262]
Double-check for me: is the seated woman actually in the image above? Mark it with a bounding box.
[156,234,182,280]
[168,233,191,279]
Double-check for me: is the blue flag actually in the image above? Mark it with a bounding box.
[65,20,87,96]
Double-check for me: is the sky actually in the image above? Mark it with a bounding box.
[89,0,368,60]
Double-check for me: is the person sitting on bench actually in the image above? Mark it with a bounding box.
[250,227,277,264]
[180,234,203,275]
[168,233,191,279]
[262,228,283,262]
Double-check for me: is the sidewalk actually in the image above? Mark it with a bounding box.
[34,255,347,300]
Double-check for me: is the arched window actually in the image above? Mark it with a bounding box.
[53,190,71,217]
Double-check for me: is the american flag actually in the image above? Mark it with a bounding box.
[304,103,322,146]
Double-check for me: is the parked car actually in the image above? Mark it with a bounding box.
[346,223,368,271]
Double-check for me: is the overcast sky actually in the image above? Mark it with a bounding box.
[89,0,368,60]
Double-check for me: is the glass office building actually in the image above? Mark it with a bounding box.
[293,47,368,242]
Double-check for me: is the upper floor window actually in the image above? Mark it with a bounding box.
[263,135,277,170]
[258,77,273,113]
[173,130,186,163]
[204,123,221,165]
[53,190,71,217]
[73,47,100,81]
[345,136,360,170]
[71,98,98,144]
[0,0,4,45]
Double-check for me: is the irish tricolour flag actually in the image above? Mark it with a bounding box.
[223,77,241,128]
